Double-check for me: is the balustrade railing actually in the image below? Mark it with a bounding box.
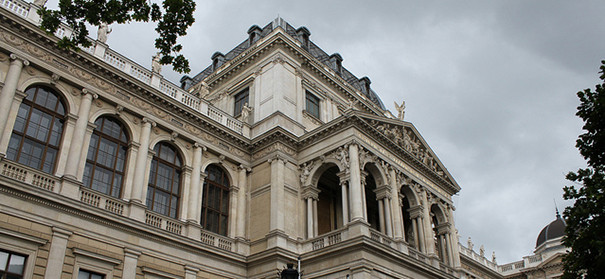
[200,230,233,252]
[79,188,125,215]
[1,160,57,192]
[306,227,348,252]
[0,1,245,135]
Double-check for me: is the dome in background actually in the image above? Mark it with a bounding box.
[535,210,566,248]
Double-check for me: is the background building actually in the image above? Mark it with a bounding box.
[0,1,565,278]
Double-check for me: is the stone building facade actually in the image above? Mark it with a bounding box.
[0,1,553,279]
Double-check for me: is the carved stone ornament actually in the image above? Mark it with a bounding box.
[299,160,316,185]
[0,52,8,62]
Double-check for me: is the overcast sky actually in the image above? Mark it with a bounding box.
[44,0,605,263]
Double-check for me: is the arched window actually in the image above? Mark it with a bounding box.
[146,142,182,218]
[7,86,66,174]
[201,165,230,236]
[82,116,129,198]
[364,172,380,231]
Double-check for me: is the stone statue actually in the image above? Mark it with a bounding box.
[300,161,315,184]
[33,0,47,6]
[241,102,253,122]
[152,53,162,74]
[336,146,349,168]
[97,22,111,43]
[492,251,497,263]
[467,237,474,251]
[394,100,405,121]
[479,245,485,258]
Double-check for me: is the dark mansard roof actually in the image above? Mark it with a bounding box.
[181,17,386,110]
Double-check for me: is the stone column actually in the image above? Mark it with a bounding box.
[389,169,403,239]
[411,217,421,252]
[122,248,141,279]
[269,156,285,231]
[313,198,318,236]
[44,227,72,279]
[229,184,239,237]
[197,173,207,222]
[360,171,368,220]
[236,165,249,238]
[337,171,349,227]
[306,196,313,238]
[64,89,97,179]
[377,199,385,234]
[187,143,204,222]
[348,143,364,221]
[130,118,155,203]
[384,197,393,237]
[447,205,461,267]
[0,89,26,156]
[76,123,96,180]
[445,232,454,266]
[420,190,436,255]
[417,216,427,253]
[0,54,28,157]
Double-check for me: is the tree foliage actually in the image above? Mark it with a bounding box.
[38,0,195,73]
[562,60,605,279]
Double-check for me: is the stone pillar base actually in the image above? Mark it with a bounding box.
[347,219,370,239]
[185,221,201,240]
[234,237,250,255]
[60,175,81,199]
[128,201,147,223]
[265,229,288,249]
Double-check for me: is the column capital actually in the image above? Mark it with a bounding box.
[51,226,73,239]
[374,185,392,200]
[123,248,142,258]
[301,185,320,200]
[193,142,207,151]
[142,117,156,127]
[268,154,286,164]
[230,185,240,192]
[238,164,251,172]
[81,88,98,99]
[9,53,29,66]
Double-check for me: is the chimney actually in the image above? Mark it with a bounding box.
[180,75,193,90]
[296,26,311,49]
[211,51,226,71]
[247,25,262,46]
[359,76,371,95]
[329,53,343,75]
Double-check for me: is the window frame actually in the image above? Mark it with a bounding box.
[305,90,321,120]
[83,116,129,198]
[0,249,27,279]
[7,85,66,174]
[233,88,249,117]
[146,142,183,219]
[200,164,230,236]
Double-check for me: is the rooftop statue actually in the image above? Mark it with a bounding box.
[97,22,111,44]
[394,100,405,121]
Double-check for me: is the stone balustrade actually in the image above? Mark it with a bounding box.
[80,188,126,215]
[0,0,245,136]
[1,159,58,192]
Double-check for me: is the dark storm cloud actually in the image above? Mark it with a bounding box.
[58,0,604,263]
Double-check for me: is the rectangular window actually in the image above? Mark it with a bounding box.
[0,250,27,279]
[78,269,105,279]
[233,88,249,117]
[305,91,320,119]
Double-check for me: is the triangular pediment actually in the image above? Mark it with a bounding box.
[354,112,460,192]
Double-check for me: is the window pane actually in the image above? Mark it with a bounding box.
[7,254,25,274]
[221,189,229,213]
[0,251,8,271]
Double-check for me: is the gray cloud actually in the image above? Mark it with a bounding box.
[56,0,604,263]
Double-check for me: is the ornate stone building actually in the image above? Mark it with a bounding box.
[0,1,558,279]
